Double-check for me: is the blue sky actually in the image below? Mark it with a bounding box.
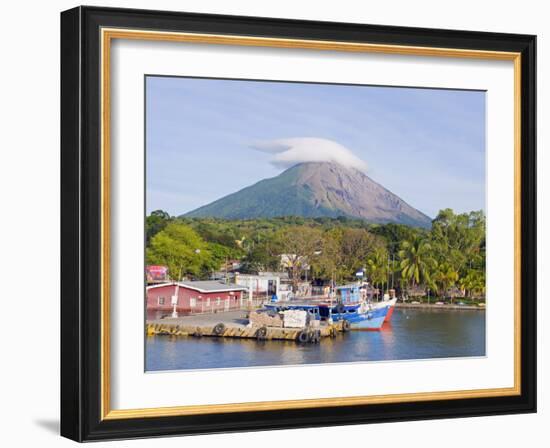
[146,76,485,218]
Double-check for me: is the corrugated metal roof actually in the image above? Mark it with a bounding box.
[178,280,248,293]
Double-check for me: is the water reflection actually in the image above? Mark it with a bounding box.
[146,308,486,371]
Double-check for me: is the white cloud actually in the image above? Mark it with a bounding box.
[251,137,368,171]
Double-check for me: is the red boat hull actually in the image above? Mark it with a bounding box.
[384,305,395,322]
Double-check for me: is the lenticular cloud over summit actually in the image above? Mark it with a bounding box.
[251,137,368,171]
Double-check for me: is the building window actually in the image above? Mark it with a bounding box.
[158,297,165,305]
[206,298,210,306]
[216,297,221,306]
[190,298,197,307]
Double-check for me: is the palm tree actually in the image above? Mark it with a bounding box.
[432,262,459,302]
[366,247,389,297]
[458,271,475,298]
[398,236,435,291]
[471,271,486,299]
[459,270,485,299]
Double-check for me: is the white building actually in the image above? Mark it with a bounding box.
[234,272,293,301]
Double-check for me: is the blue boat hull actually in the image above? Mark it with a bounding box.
[263,301,390,330]
[332,304,389,331]
[349,314,387,330]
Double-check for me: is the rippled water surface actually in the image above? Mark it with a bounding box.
[145,308,486,371]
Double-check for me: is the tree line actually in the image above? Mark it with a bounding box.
[146,209,486,301]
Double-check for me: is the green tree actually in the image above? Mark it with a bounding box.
[273,226,324,289]
[146,222,212,280]
[143,214,486,301]
[240,238,279,273]
[339,228,382,279]
[430,208,485,272]
[399,236,435,288]
[432,262,459,301]
[366,246,390,294]
[459,269,486,299]
[310,231,340,282]
[207,242,243,272]
[146,210,171,244]
[370,223,424,248]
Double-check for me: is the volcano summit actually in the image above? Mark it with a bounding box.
[184,162,432,228]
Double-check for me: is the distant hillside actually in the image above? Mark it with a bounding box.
[183,162,432,228]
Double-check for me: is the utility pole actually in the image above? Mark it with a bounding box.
[171,279,180,318]
[391,251,395,290]
[225,255,228,284]
[387,252,390,295]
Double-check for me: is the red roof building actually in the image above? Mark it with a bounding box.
[146,281,248,315]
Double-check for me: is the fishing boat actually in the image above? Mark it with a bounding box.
[370,294,397,322]
[263,283,392,330]
[329,284,390,330]
[265,301,389,331]
[318,302,389,331]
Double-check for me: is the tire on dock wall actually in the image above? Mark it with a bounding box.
[213,323,226,336]
[296,329,310,343]
[341,320,351,332]
[309,330,321,343]
[255,326,268,340]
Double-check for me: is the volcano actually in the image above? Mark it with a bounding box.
[183,162,432,228]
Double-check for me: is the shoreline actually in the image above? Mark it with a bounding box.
[396,302,485,311]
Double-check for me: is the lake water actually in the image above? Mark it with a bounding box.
[145,308,486,371]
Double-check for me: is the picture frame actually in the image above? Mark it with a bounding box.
[60,5,536,441]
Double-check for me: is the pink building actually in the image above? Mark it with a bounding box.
[146,281,248,315]
[146,265,169,284]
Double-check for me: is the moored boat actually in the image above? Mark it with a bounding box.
[371,295,397,322]
[318,302,389,331]
[262,283,393,331]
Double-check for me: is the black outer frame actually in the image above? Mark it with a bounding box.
[60,6,536,442]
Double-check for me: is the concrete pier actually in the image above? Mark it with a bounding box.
[146,310,345,342]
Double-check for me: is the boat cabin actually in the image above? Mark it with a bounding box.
[335,284,361,303]
[263,303,321,320]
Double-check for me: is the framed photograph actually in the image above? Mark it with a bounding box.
[61,6,536,441]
